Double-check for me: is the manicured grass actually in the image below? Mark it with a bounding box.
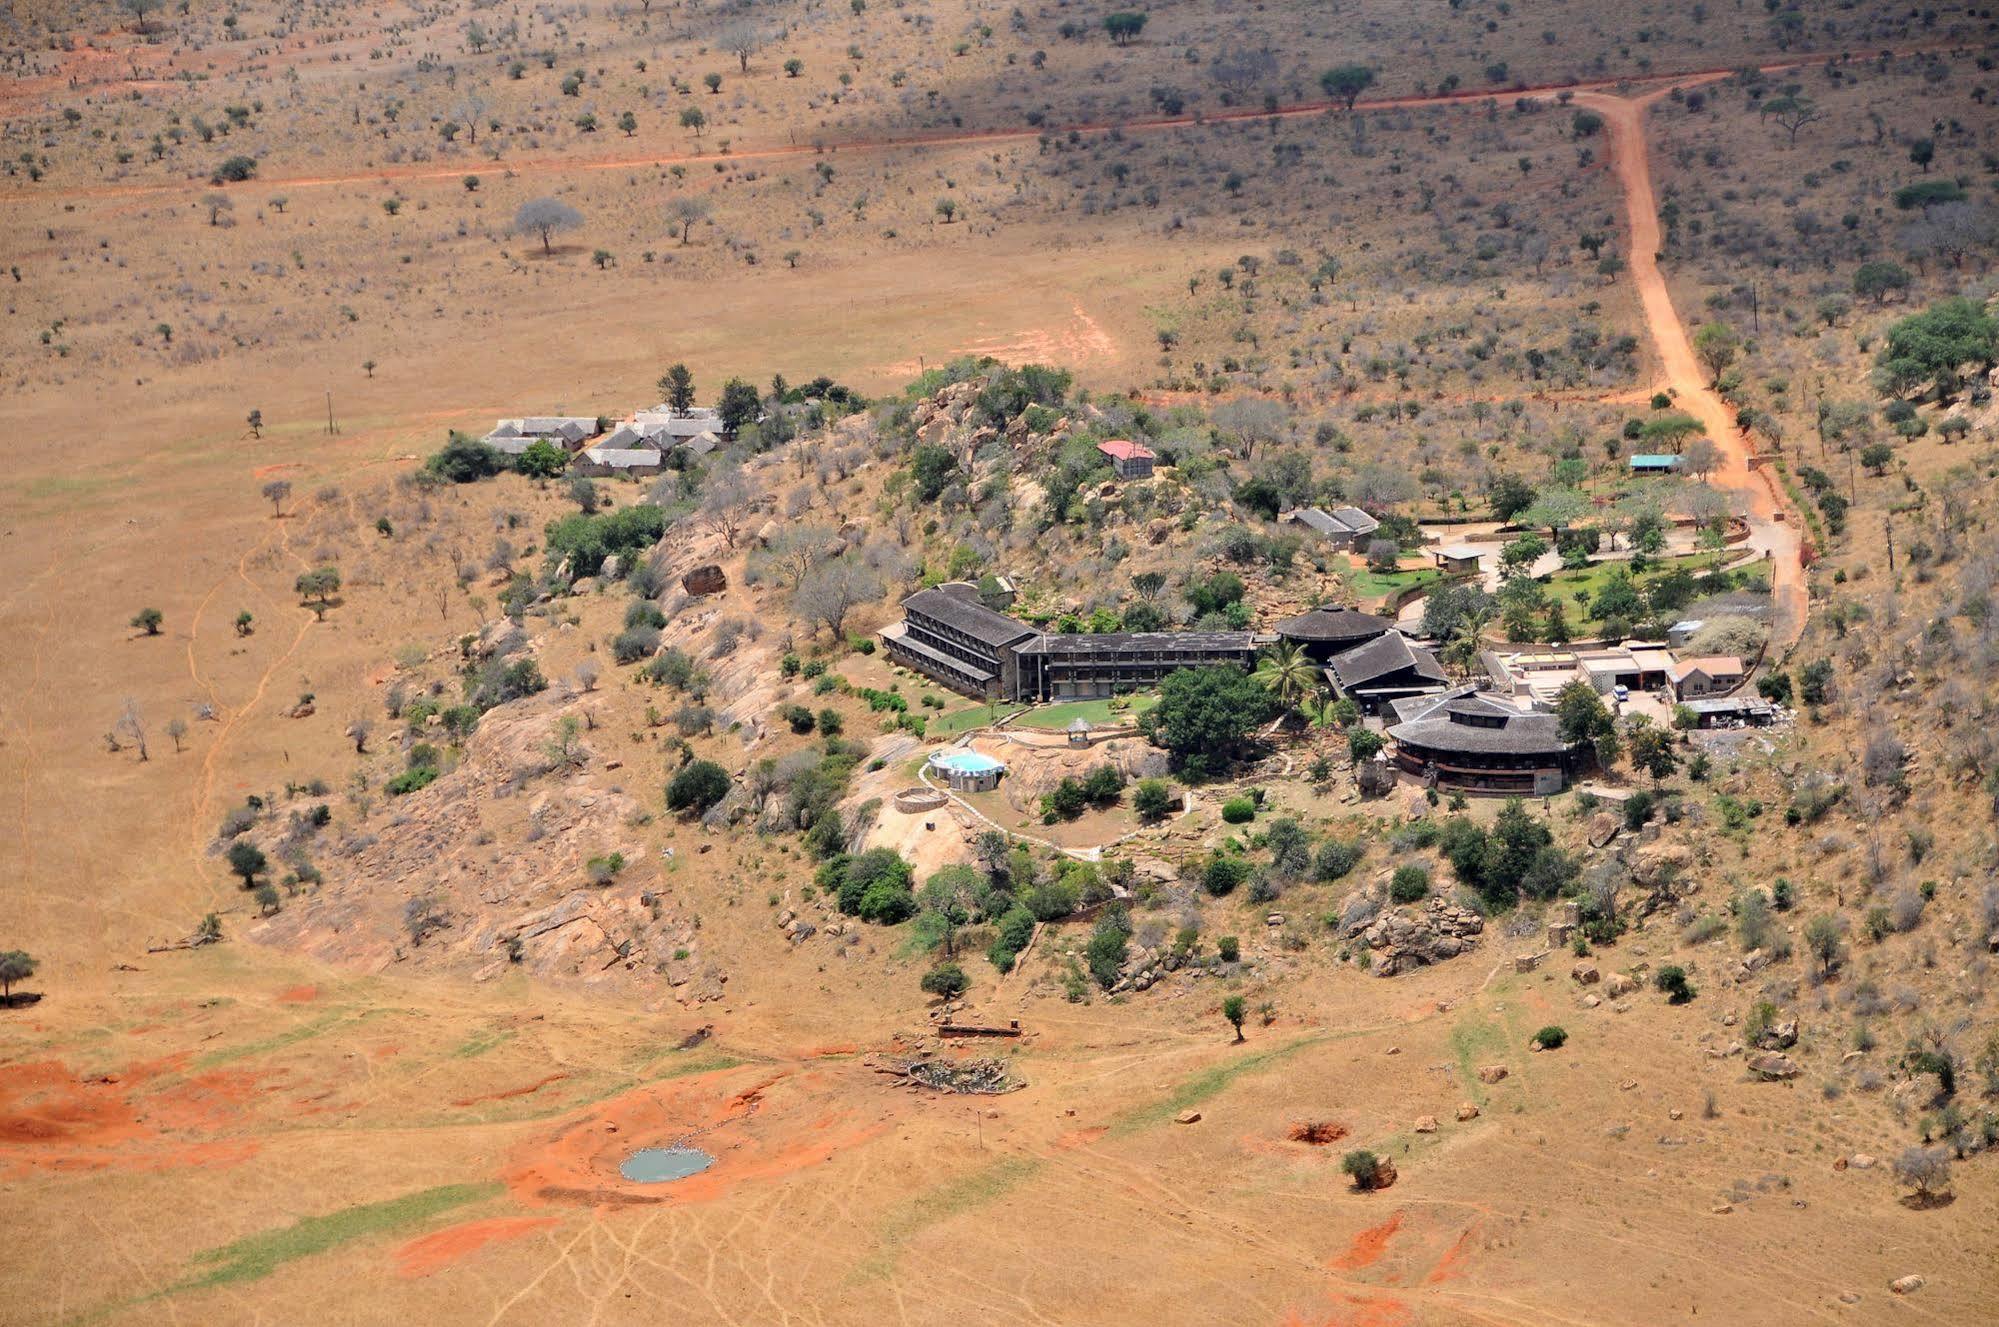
[928,701,1027,735]
[1543,551,1719,603]
[1014,693,1159,730]
[1349,566,1442,598]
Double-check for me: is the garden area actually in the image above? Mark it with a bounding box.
[1013,693,1160,731]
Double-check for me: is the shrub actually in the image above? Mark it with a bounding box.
[920,961,969,998]
[1217,935,1241,963]
[987,905,1036,971]
[1133,777,1176,821]
[383,766,439,796]
[1389,864,1430,904]
[666,759,730,813]
[611,625,662,664]
[1341,1149,1387,1191]
[1084,910,1131,989]
[1203,855,1251,896]
[1313,838,1362,882]
[1654,965,1696,1004]
[1534,1025,1568,1049]
[1220,795,1256,824]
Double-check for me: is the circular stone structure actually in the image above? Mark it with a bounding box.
[892,787,949,813]
[928,749,1006,792]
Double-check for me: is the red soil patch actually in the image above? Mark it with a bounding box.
[1423,1224,1477,1285]
[452,1073,568,1108]
[1057,1126,1108,1149]
[1330,1213,1404,1272]
[0,1056,265,1176]
[393,1216,558,1278]
[1289,1121,1350,1146]
[274,984,320,1003]
[804,1043,859,1058]
[501,1066,883,1209]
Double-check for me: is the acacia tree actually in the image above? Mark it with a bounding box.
[1692,322,1740,387]
[793,558,882,639]
[720,22,762,72]
[1320,64,1376,110]
[1761,93,1823,147]
[512,197,583,256]
[120,0,163,34]
[296,566,342,619]
[669,196,712,245]
[261,478,291,516]
[0,950,35,1003]
[1103,11,1147,44]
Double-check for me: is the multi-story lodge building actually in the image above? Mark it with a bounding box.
[881,585,1256,703]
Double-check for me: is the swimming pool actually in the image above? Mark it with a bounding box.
[929,750,1005,775]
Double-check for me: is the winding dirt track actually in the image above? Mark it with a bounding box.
[1577,87,1809,650]
[0,45,1951,208]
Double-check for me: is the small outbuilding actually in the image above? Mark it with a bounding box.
[1097,439,1157,481]
[1431,544,1485,575]
[1629,453,1683,475]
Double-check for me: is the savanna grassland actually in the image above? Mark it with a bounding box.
[4,0,1999,1324]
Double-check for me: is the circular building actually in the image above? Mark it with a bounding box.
[1273,605,1394,662]
[1385,690,1578,796]
[928,749,1006,793]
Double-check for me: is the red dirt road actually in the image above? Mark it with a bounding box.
[1579,86,1808,649]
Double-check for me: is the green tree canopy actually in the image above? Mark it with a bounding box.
[1140,666,1278,781]
[1873,297,1998,400]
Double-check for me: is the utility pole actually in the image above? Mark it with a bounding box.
[1884,513,1895,575]
[1749,281,1759,334]
[324,390,338,436]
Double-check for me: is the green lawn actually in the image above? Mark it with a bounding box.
[928,701,1027,735]
[1015,693,1159,730]
[1349,566,1442,599]
[1543,551,1729,605]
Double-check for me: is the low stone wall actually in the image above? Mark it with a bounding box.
[892,787,948,814]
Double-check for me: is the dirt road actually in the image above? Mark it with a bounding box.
[0,46,1943,209]
[1578,87,1808,650]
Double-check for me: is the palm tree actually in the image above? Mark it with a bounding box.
[1442,606,1494,676]
[1254,640,1319,713]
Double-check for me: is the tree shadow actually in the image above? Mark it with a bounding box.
[1899,1190,1955,1211]
[0,991,45,1010]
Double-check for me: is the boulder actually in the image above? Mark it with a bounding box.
[1456,1103,1480,1121]
[682,564,727,596]
[1755,1017,1798,1050]
[1414,1115,1439,1133]
[1570,961,1600,986]
[1587,812,1621,848]
[1514,951,1546,974]
[599,554,623,583]
[1889,1275,1924,1296]
[1476,1064,1509,1085]
[1747,1052,1800,1080]
[1605,972,1637,998]
[1174,1109,1202,1125]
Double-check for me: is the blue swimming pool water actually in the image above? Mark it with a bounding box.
[931,750,1004,774]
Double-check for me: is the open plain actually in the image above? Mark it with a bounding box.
[5,0,1999,1323]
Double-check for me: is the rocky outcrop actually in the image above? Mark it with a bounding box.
[1360,898,1484,977]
